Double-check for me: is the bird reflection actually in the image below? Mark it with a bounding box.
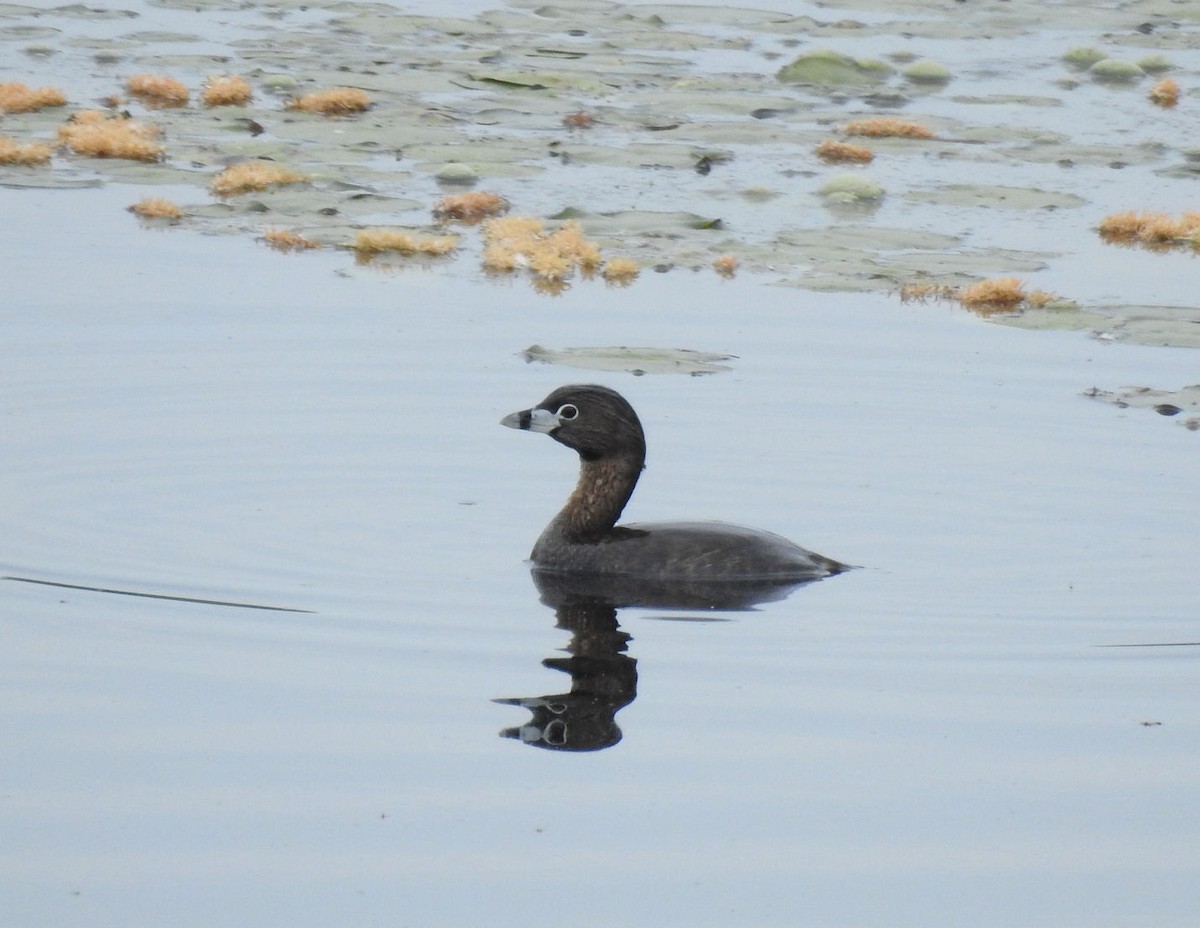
[495,570,823,752]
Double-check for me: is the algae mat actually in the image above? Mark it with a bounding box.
[1,0,1199,345]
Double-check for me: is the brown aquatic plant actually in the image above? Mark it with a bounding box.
[901,278,1059,314]
[713,255,740,278]
[0,82,67,114]
[286,88,372,115]
[263,228,322,251]
[210,161,307,196]
[351,228,458,257]
[126,74,189,107]
[0,134,54,165]
[1149,78,1179,108]
[815,139,874,164]
[203,75,253,107]
[481,216,605,284]
[1097,210,1200,251]
[433,191,509,223]
[841,117,934,139]
[57,111,164,161]
[128,197,183,220]
[602,257,639,284]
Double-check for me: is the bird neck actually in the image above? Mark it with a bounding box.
[553,453,643,542]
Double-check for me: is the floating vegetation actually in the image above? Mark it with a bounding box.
[286,88,371,115]
[435,162,478,185]
[602,257,639,285]
[482,216,602,285]
[57,111,163,162]
[1084,384,1200,431]
[0,134,53,165]
[841,118,934,139]
[128,197,182,220]
[433,191,509,223]
[819,173,885,203]
[522,345,735,376]
[1149,78,1179,108]
[815,140,874,164]
[210,160,306,196]
[1088,59,1144,83]
[1097,210,1200,252]
[351,228,458,258]
[900,278,1059,315]
[203,75,253,108]
[903,61,952,85]
[1137,54,1174,74]
[713,255,740,278]
[263,228,321,251]
[776,49,892,86]
[1062,47,1107,70]
[0,81,66,114]
[126,74,189,107]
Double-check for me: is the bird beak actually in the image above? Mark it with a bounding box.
[500,407,560,433]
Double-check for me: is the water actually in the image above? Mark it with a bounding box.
[3,1,1200,924]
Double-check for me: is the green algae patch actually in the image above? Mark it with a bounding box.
[777,49,893,86]
[1088,59,1145,83]
[903,61,952,85]
[819,173,884,203]
[522,344,735,376]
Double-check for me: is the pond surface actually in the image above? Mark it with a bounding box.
[3,1,1200,926]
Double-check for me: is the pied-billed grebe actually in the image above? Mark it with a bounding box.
[501,384,848,581]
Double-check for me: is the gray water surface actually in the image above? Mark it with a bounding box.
[3,182,1198,927]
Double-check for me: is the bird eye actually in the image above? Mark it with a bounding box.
[556,403,579,421]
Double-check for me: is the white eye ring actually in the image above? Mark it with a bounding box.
[556,403,579,421]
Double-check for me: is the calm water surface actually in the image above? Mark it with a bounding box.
[3,182,1198,927]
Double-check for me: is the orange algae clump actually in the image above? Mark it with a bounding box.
[210,161,306,196]
[351,228,458,257]
[287,88,371,115]
[842,118,934,139]
[203,75,253,107]
[126,74,189,107]
[0,82,67,114]
[57,111,163,161]
[1149,78,1179,107]
[713,255,740,278]
[815,139,874,164]
[263,229,321,251]
[433,192,509,223]
[0,135,53,165]
[128,198,182,220]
